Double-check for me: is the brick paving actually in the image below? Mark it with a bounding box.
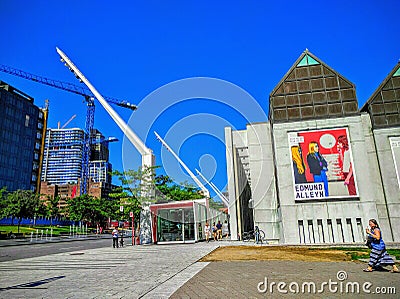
[171,260,400,298]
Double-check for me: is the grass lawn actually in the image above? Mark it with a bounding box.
[341,248,400,261]
[0,225,88,236]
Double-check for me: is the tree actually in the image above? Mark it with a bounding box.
[43,195,61,226]
[111,166,158,223]
[209,197,225,210]
[154,175,204,202]
[2,190,45,232]
[0,187,7,216]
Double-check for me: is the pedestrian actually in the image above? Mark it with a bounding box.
[363,219,399,272]
[120,230,124,247]
[222,220,229,239]
[216,220,223,240]
[212,222,218,241]
[204,222,210,242]
[112,227,119,248]
[255,226,260,244]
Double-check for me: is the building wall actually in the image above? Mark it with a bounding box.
[41,128,84,185]
[272,114,389,243]
[225,127,253,240]
[246,123,281,243]
[0,82,46,192]
[373,127,400,242]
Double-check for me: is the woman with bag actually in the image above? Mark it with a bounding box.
[363,219,399,272]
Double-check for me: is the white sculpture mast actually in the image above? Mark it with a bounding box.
[195,169,229,207]
[154,131,210,198]
[56,47,155,169]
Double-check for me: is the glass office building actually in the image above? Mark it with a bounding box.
[0,81,47,192]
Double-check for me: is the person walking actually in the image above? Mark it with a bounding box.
[112,227,119,248]
[222,220,229,239]
[204,222,210,242]
[216,221,223,240]
[363,219,399,272]
[212,222,218,241]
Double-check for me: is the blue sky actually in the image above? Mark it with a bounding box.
[1,1,399,200]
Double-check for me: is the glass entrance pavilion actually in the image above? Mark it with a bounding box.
[149,198,226,244]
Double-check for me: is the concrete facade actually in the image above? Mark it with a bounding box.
[225,51,400,244]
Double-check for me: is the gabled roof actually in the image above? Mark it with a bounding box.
[361,61,400,112]
[269,49,355,97]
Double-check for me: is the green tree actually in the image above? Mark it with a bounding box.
[209,197,225,210]
[111,166,157,223]
[0,187,7,215]
[2,190,45,232]
[42,195,61,226]
[66,194,101,224]
[66,194,119,227]
[154,175,204,202]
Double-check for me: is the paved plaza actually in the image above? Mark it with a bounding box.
[0,241,399,298]
[0,242,219,298]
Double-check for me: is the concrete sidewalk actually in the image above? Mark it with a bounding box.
[1,241,399,298]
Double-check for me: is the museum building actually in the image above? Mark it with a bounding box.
[225,50,400,244]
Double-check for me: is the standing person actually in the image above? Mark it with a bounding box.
[363,219,399,272]
[119,230,124,247]
[112,227,119,248]
[222,220,229,239]
[212,222,218,241]
[216,221,223,240]
[204,222,210,242]
[307,141,329,197]
[198,223,203,240]
[336,135,356,195]
[255,226,260,244]
[291,145,307,184]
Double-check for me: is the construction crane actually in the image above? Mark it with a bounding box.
[58,114,77,129]
[0,63,137,195]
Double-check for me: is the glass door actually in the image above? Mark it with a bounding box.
[183,208,195,242]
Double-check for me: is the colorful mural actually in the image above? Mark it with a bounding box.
[288,128,358,200]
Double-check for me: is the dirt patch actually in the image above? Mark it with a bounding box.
[200,246,366,262]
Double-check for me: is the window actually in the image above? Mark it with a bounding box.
[298,220,305,243]
[308,220,315,243]
[336,219,345,243]
[346,218,355,242]
[317,219,325,243]
[25,115,30,127]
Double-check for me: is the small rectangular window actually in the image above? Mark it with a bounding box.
[346,218,355,242]
[327,219,334,243]
[317,219,325,243]
[25,115,30,127]
[308,220,315,243]
[356,218,363,242]
[298,220,305,244]
[337,219,345,243]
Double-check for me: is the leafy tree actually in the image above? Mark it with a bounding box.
[2,190,45,232]
[42,195,61,226]
[154,175,204,202]
[209,197,225,210]
[111,166,157,224]
[0,187,7,215]
[66,194,101,224]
